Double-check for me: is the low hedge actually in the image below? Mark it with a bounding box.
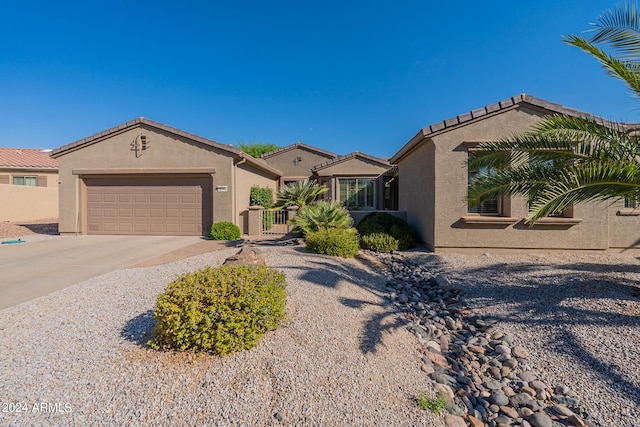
[148,264,287,355]
[305,227,359,258]
[356,212,415,251]
[359,232,399,253]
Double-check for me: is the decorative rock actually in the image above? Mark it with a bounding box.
[426,340,442,353]
[526,412,553,427]
[500,405,519,419]
[468,344,485,354]
[518,371,537,382]
[495,414,513,425]
[521,386,537,397]
[483,376,502,390]
[495,344,511,355]
[568,414,587,427]
[490,392,510,406]
[467,415,484,427]
[223,245,265,266]
[398,293,409,303]
[520,407,534,417]
[445,402,466,417]
[430,372,456,386]
[552,404,576,417]
[273,412,284,422]
[424,349,449,367]
[529,380,547,391]
[444,414,467,427]
[510,393,533,407]
[512,345,529,358]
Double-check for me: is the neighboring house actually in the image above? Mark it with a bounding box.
[51,118,281,236]
[0,148,58,187]
[261,143,397,210]
[0,148,59,221]
[390,94,640,253]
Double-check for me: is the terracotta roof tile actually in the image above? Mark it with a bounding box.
[261,142,337,159]
[0,148,58,169]
[311,151,391,172]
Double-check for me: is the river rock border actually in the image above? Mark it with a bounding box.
[370,251,599,427]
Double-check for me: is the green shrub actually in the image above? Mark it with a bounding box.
[250,186,274,208]
[356,212,416,250]
[148,265,287,355]
[290,201,353,236]
[305,227,359,258]
[210,221,241,240]
[360,232,399,253]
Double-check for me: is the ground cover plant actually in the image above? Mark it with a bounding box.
[148,264,287,355]
[416,390,447,414]
[356,212,415,251]
[210,221,241,240]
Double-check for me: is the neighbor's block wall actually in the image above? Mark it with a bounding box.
[0,184,58,221]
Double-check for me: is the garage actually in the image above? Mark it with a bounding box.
[84,176,212,236]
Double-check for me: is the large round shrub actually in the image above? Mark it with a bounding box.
[305,227,359,258]
[356,212,416,251]
[210,221,241,240]
[148,265,287,355]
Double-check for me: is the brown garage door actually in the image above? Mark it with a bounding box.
[85,176,212,236]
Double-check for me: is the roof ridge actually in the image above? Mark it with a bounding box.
[51,118,241,157]
[261,142,337,159]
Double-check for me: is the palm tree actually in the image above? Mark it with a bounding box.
[274,180,329,209]
[468,1,640,223]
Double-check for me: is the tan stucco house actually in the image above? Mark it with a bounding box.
[0,148,59,221]
[261,143,397,210]
[391,94,640,253]
[51,118,280,236]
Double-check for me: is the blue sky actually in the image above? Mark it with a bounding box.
[1,1,635,157]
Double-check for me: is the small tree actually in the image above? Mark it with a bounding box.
[274,180,328,209]
[237,141,280,158]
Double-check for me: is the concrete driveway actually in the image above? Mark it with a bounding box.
[0,235,202,310]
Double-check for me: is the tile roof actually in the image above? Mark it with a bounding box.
[261,142,338,159]
[311,151,391,172]
[0,148,58,169]
[390,93,638,163]
[50,117,282,177]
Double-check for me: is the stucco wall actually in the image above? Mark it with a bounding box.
[314,157,389,177]
[396,106,620,252]
[55,124,238,235]
[607,199,640,249]
[235,163,278,234]
[263,146,335,181]
[396,141,435,249]
[0,184,58,221]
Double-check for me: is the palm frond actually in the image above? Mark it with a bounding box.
[586,1,640,60]
[528,160,640,221]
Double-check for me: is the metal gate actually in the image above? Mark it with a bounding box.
[262,209,289,235]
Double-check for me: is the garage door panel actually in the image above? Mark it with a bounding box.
[86,176,211,236]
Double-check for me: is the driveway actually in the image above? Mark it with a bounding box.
[0,235,202,310]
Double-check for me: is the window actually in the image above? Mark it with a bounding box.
[625,198,638,209]
[13,176,37,186]
[339,178,375,209]
[467,164,499,214]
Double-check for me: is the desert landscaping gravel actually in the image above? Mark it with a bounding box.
[1,239,639,426]
[0,245,440,427]
[404,250,640,427]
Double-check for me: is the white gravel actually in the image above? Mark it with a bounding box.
[404,250,640,427]
[0,246,441,427]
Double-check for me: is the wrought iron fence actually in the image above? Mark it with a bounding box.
[262,209,289,235]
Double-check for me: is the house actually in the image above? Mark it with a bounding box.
[390,94,640,253]
[261,143,397,211]
[0,148,59,221]
[51,118,281,236]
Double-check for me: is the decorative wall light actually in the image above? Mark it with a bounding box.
[293,156,302,165]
